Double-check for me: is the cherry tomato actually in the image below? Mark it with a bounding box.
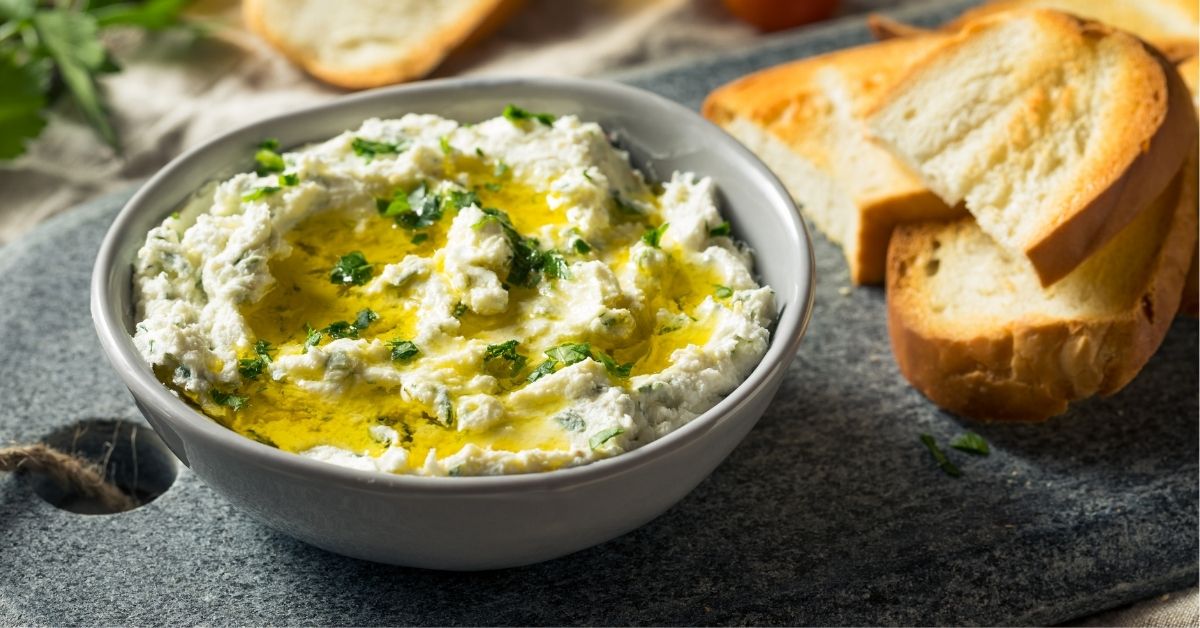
[723,0,840,32]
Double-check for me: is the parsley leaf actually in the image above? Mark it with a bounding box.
[211,389,247,411]
[709,221,731,237]
[502,104,556,127]
[237,340,274,380]
[452,302,468,318]
[278,172,299,186]
[322,320,358,340]
[411,233,429,245]
[592,348,633,378]
[642,223,669,248]
[353,308,378,330]
[90,0,190,30]
[438,135,452,154]
[0,53,47,159]
[242,186,280,201]
[572,238,592,254]
[33,10,117,150]
[527,359,557,383]
[546,342,591,366]
[389,339,420,363]
[379,182,443,229]
[920,434,962,478]
[555,411,585,432]
[351,137,405,159]
[589,427,624,449]
[714,285,733,299]
[254,138,285,174]
[304,324,321,351]
[541,250,571,280]
[950,432,990,456]
[447,189,480,209]
[483,340,527,378]
[329,251,373,286]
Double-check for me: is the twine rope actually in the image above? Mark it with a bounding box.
[0,443,137,512]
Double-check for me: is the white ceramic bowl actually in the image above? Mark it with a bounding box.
[91,77,815,570]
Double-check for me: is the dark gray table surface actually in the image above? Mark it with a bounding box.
[2,1,1196,624]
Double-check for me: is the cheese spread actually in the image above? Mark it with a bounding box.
[132,108,775,476]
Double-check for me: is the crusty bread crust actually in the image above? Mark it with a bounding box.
[1177,56,1199,316]
[869,10,1197,287]
[243,0,524,89]
[702,36,960,284]
[885,154,1197,422]
[949,0,1199,62]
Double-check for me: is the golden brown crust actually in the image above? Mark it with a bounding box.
[243,0,524,90]
[885,156,1197,421]
[1024,30,1197,286]
[702,36,959,285]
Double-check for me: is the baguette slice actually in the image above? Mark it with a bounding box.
[868,9,1197,287]
[886,152,1197,422]
[244,0,524,89]
[948,0,1199,62]
[702,37,962,285]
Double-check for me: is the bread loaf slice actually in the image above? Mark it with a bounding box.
[948,0,1199,62]
[702,37,961,284]
[244,0,524,89]
[886,153,1197,422]
[868,9,1197,287]
[1177,55,1199,316]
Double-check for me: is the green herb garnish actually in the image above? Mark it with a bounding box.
[447,189,480,210]
[527,359,558,383]
[379,182,443,229]
[388,339,420,363]
[920,434,962,478]
[555,412,585,432]
[242,186,280,201]
[354,308,378,330]
[254,139,285,174]
[950,432,990,456]
[714,285,733,299]
[709,221,731,237]
[642,223,669,248]
[483,182,502,193]
[411,233,429,245]
[303,323,321,351]
[546,343,592,366]
[237,340,274,380]
[593,348,633,378]
[483,340,527,377]
[589,427,624,449]
[351,137,404,159]
[329,251,373,286]
[438,135,452,155]
[278,172,299,186]
[502,104,556,127]
[211,389,247,411]
[322,320,358,340]
[573,238,592,254]
[452,302,468,318]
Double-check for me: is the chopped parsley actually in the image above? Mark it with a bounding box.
[211,389,247,411]
[254,138,284,174]
[483,181,502,193]
[589,427,624,449]
[528,342,632,382]
[447,189,480,210]
[452,302,468,318]
[237,340,273,380]
[642,223,669,248]
[573,238,592,254]
[439,135,452,154]
[483,340,527,377]
[473,208,570,287]
[411,233,429,245]
[555,412,585,432]
[278,172,299,186]
[329,251,373,286]
[322,320,359,340]
[502,104,556,127]
[378,182,443,229]
[353,308,378,330]
[920,434,962,478]
[388,339,420,363]
[493,160,509,178]
[709,221,731,237]
[351,137,405,159]
[950,432,990,456]
[714,285,733,299]
[242,186,280,201]
[304,324,321,351]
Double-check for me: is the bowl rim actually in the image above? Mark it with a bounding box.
[91,75,816,494]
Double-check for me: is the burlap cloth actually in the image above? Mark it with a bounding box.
[0,0,1194,624]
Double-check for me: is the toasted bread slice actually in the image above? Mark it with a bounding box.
[243,0,524,89]
[702,37,961,284]
[886,151,1197,422]
[949,0,1199,62]
[1177,56,1199,317]
[868,9,1197,287]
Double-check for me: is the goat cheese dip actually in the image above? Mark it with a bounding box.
[133,107,775,477]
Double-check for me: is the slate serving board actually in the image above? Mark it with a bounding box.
[1,1,1196,624]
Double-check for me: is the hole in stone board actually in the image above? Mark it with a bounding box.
[25,419,178,515]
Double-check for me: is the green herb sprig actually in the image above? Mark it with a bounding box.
[0,0,192,159]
